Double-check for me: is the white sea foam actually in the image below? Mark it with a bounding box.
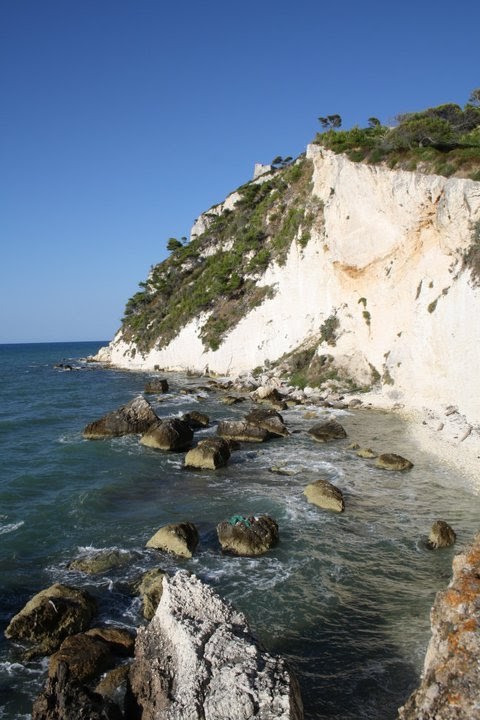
[0,520,24,535]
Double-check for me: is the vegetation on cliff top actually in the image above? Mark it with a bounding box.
[121,157,323,353]
[314,89,480,180]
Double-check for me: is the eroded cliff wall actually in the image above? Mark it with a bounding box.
[97,146,480,425]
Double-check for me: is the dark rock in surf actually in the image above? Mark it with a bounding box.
[216,515,279,556]
[182,410,210,430]
[308,420,347,442]
[140,418,193,450]
[32,662,123,720]
[146,522,199,559]
[144,378,169,394]
[244,408,290,437]
[83,395,158,439]
[184,437,231,470]
[375,453,414,471]
[304,478,345,513]
[217,419,269,443]
[68,548,131,575]
[427,520,456,549]
[4,583,96,657]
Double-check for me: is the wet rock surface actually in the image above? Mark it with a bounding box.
[308,420,347,442]
[4,583,96,657]
[83,395,158,439]
[146,521,199,558]
[216,514,279,556]
[375,453,414,471]
[184,437,231,469]
[140,417,193,450]
[217,419,270,442]
[427,520,457,549]
[304,478,345,513]
[32,662,123,720]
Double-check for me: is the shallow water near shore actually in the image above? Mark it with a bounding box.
[0,341,478,720]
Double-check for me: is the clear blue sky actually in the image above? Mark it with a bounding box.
[1,0,479,343]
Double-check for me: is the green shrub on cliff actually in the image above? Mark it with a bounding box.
[121,157,323,353]
[315,90,480,179]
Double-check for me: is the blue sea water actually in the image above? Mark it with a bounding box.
[0,341,478,719]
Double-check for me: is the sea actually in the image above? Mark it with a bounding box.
[0,341,478,720]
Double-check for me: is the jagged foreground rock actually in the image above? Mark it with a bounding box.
[127,571,303,719]
[398,532,480,719]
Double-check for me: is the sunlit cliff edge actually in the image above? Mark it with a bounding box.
[96,144,480,430]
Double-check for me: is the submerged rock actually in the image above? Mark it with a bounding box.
[427,520,456,549]
[4,583,96,657]
[356,447,378,458]
[308,420,347,442]
[184,437,231,470]
[398,532,480,719]
[127,571,303,719]
[216,514,279,556]
[68,549,131,575]
[304,478,345,513]
[83,395,158,439]
[146,522,199,558]
[140,418,193,450]
[375,453,414,471]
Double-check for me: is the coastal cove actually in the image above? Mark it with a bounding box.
[0,342,478,719]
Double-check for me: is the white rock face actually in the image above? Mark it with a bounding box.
[129,571,303,719]
[96,147,480,425]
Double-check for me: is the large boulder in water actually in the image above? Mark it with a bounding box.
[184,437,231,470]
[375,453,413,471]
[140,418,193,450]
[127,571,303,720]
[217,419,269,443]
[244,408,290,437]
[83,395,158,439]
[32,662,123,720]
[308,420,347,442]
[68,548,132,575]
[427,520,456,549]
[182,410,210,430]
[216,515,279,556]
[144,378,169,394]
[4,583,96,657]
[304,478,345,513]
[146,522,199,558]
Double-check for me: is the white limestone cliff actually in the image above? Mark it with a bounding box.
[96,146,480,427]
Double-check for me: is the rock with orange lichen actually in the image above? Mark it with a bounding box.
[398,532,480,719]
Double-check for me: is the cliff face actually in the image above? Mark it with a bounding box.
[97,146,480,425]
[398,533,480,720]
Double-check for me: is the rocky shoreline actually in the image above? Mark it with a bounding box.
[3,364,478,718]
